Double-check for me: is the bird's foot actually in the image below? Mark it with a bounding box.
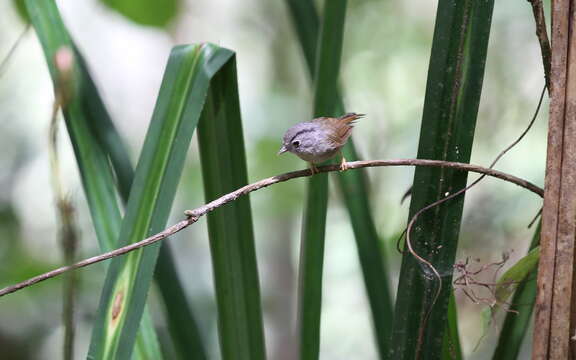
[339,157,349,172]
[309,162,319,175]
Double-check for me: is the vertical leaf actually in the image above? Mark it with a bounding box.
[100,0,180,28]
[26,0,122,253]
[88,44,233,359]
[25,0,162,358]
[390,1,494,359]
[492,223,540,360]
[83,45,207,360]
[297,1,348,359]
[154,245,207,360]
[284,0,319,77]
[286,0,393,356]
[196,53,266,360]
[441,294,462,360]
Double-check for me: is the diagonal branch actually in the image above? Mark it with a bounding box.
[0,159,543,298]
[527,0,552,91]
[0,25,30,77]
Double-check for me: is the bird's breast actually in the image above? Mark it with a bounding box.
[294,147,340,163]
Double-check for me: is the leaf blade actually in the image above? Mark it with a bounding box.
[492,223,541,360]
[296,1,348,359]
[25,1,163,358]
[286,1,393,356]
[100,0,180,27]
[196,51,267,360]
[87,44,226,359]
[389,1,495,358]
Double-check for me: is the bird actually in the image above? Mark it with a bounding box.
[277,113,364,174]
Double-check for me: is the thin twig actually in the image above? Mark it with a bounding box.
[528,207,542,228]
[49,54,79,360]
[0,25,30,77]
[0,159,542,298]
[61,204,78,360]
[404,85,546,348]
[527,0,552,91]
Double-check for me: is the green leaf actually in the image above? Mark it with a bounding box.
[79,77,135,203]
[389,1,495,359]
[82,37,207,360]
[12,0,29,23]
[25,0,120,252]
[296,1,348,359]
[476,307,492,352]
[25,1,163,358]
[86,57,207,360]
[492,223,541,360]
[476,242,541,357]
[284,0,319,78]
[196,51,266,360]
[99,0,180,27]
[286,0,393,356]
[336,144,393,356]
[494,248,540,307]
[441,294,462,360]
[155,246,207,360]
[87,43,260,360]
[87,44,230,359]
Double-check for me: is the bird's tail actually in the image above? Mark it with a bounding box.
[323,113,365,145]
[338,113,365,125]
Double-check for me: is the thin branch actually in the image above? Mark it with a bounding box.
[49,92,78,360]
[0,25,30,77]
[0,159,543,298]
[527,0,552,91]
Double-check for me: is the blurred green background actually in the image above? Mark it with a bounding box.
[0,0,547,358]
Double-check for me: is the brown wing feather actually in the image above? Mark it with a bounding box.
[313,113,364,146]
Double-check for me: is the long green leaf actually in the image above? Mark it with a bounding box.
[25,1,162,358]
[82,41,207,360]
[494,248,540,307]
[286,0,393,356]
[12,0,30,24]
[285,0,319,77]
[296,1,348,359]
[196,51,266,360]
[87,44,232,359]
[26,0,122,252]
[100,0,180,27]
[89,70,207,360]
[390,1,495,359]
[492,223,541,360]
[79,77,135,203]
[155,245,207,359]
[442,294,462,360]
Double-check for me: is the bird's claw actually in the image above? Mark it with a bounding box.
[309,163,319,175]
[339,157,349,172]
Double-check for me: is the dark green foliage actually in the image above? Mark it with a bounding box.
[196,52,266,360]
[100,0,180,27]
[390,1,495,359]
[492,223,541,360]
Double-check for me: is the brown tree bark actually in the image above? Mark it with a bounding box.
[533,1,576,359]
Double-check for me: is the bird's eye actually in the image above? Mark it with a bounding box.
[292,140,300,148]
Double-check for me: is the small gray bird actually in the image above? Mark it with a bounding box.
[278,113,364,174]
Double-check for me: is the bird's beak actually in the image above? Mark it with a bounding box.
[277,145,288,155]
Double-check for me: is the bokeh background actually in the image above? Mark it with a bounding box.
[0,0,548,359]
